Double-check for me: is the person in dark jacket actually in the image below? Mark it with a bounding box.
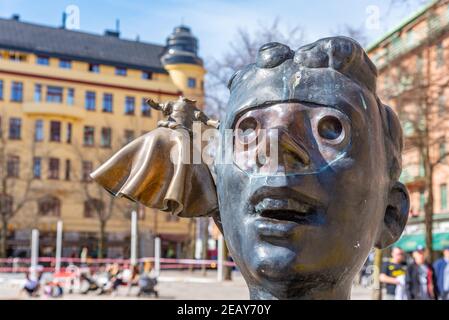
[433,246,449,300]
[405,246,438,300]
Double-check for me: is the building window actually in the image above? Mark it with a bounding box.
[34,119,44,142]
[406,30,414,47]
[439,94,446,116]
[441,184,447,211]
[83,126,95,146]
[88,63,100,73]
[102,93,113,113]
[440,141,446,163]
[50,121,61,142]
[59,59,71,69]
[125,96,135,115]
[36,55,49,66]
[0,80,3,100]
[67,88,74,105]
[419,190,425,212]
[9,118,21,140]
[124,130,135,144]
[34,84,42,102]
[33,157,42,179]
[66,123,72,143]
[82,161,93,182]
[84,199,104,218]
[85,91,96,110]
[46,86,63,103]
[115,67,127,76]
[0,195,13,217]
[7,155,20,178]
[187,77,196,88]
[65,159,71,181]
[38,196,60,217]
[101,127,112,148]
[142,71,153,80]
[141,98,151,117]
[437,42,444,67]
[11,81,23,102]
[8,52,26,62]
[48,158,60,179]
[416,53,423,75]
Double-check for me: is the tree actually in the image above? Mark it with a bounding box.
[332,24,368,48]
[72,129,133,259]
[0,114,37,257]
[378,9,449,261]
[205,18,306,118]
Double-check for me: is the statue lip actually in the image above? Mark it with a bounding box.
[250,187,325,229]
[249,186,322,208]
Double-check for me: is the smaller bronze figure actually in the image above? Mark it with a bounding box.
[91,96,218,218]
[146,97,219,130]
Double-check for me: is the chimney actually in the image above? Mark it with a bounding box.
[11,14,20,21]
[104,18,120,38]
[62,12,67,29]
[104,30,120,38]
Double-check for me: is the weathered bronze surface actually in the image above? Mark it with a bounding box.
[91,37,410,300]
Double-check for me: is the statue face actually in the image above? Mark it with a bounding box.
[215,93,391,298]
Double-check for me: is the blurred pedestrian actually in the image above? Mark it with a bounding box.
[405,246,438,300]
[433,246,449,300]
[380,247,407,300]
[22,271,41,297]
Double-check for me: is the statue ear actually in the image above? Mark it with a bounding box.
[375,182,409,249]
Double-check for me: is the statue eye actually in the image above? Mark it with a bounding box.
[236,116,260,144]
[317,116,343,140]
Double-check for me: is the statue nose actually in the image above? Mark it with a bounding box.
[262,127,311,173]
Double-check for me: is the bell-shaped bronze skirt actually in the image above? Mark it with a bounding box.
[90,127,218,218]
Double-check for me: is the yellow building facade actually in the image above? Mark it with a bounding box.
[0,17,205,258]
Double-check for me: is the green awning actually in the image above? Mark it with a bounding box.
[394,232,449,251]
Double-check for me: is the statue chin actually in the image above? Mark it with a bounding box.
[248,245,299,281]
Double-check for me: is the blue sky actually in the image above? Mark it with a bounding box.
[0,0,428,61]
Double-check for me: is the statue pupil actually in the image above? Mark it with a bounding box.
[317,116,343,140]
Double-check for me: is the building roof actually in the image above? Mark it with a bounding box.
[367,0,439,52]
[0,17,167,72]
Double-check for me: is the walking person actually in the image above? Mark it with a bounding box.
[405,246,438,300]
[433,246,449,300]
[380,247,407,300]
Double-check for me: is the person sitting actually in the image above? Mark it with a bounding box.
[137,263,158,298]
[22,272,40,297]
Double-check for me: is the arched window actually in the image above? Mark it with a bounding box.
[84,199,104,218]
[38,196,61,217]
[0,194,13,217]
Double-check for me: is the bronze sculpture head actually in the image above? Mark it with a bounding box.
[91,37,409,299]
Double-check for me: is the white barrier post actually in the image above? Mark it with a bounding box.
[30,229,39,278]
[154,237,161,277]
[130,211,137,266]
[55,220,63,272]
[217,234,224,282]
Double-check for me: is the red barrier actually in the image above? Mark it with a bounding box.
[0,256,236,273]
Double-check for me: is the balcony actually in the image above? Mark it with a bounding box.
[400,167,425,191]
[371,9,449,70]
[23,102,86,120]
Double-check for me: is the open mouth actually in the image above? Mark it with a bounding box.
[255,198,320,225]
